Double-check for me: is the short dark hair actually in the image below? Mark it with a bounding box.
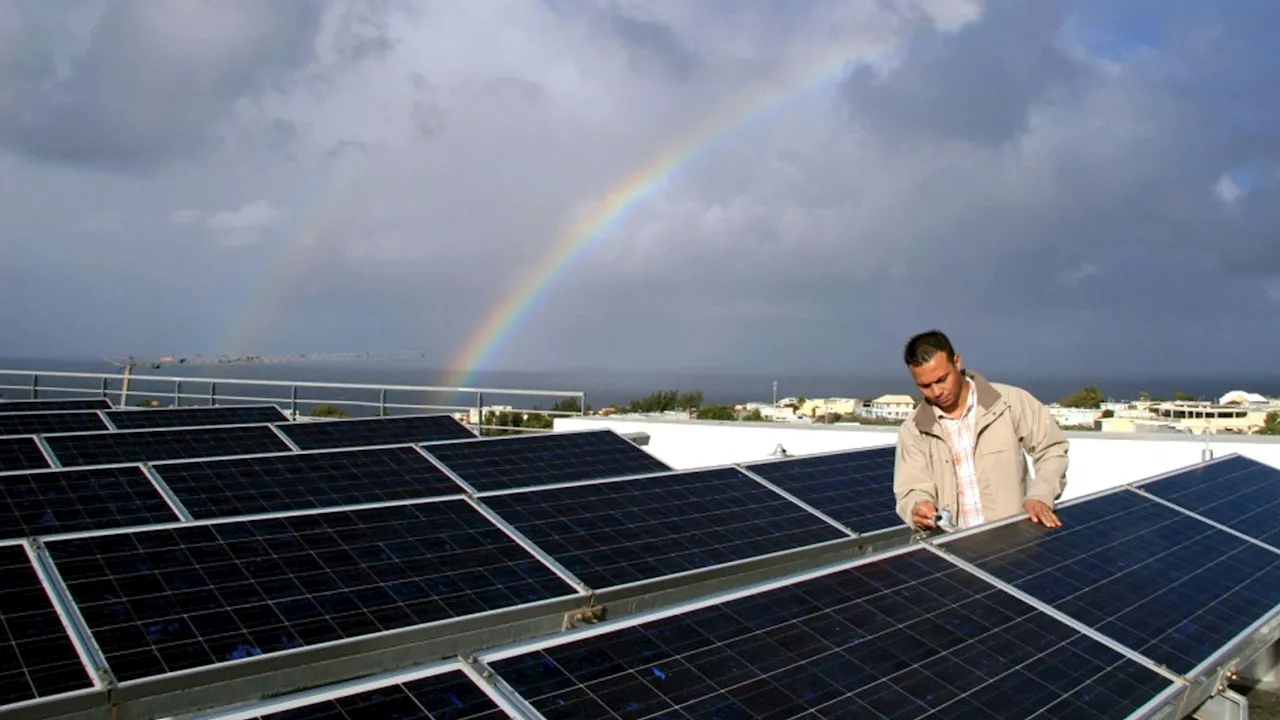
[904,330,956,367]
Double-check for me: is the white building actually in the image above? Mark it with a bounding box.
[865,394,915,421]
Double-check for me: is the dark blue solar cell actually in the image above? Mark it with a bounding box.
[0,398,111,414]
[152,446,468,519]
[0,466,179,540]
[253,669,504,719]
[44,500,576,682]
[105,405,288,430]
[940,489,1280,675]
[742,445,900,533]
[43,425,292,467]
[277,415,477,451]
[488,549,1177,719]
[0,544,94,705]
[424,430,670,492]
[480,467,847,589]
[0,437,50,472]
[1139,455,1280,551]
[0,411,107,436]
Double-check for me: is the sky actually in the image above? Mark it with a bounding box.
[1,0,1277,378]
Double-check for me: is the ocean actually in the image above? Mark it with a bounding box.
[0,356,1274,409]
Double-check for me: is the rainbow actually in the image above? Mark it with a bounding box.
[445,48,889,389]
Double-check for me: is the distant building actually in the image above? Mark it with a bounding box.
[1219,390,1269,406]
[866,394,915,421]
[1048,406,1100,427]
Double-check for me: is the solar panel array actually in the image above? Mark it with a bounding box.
[0,436,50,472]
[0,410,108,436]
[151,446,468,519]
[277,414,478,450]
[1,398,1277,720]
[742,445,900,534]
[104,404,289,430]
[1,404,480,471]
[0,398,112,413]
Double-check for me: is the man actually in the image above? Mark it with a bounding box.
[892,330,1069,532]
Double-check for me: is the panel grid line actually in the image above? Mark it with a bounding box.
[1128,486,1280,558]
[734,464,857,537]
[140,465,195,523]
[26,541,113,688]
[0,465,182,540]
[920,542,1188,684]
[935,489,1280,677]
[477,467,849,590]
[739,445,901,534]
[486,549,1177,719]
[42,501,577,683]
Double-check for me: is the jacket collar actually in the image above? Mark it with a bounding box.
[912,369,1003,435]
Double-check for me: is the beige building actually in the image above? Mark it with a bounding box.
[1098,402,1268,434]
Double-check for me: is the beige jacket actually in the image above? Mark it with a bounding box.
[893,370,1069,528]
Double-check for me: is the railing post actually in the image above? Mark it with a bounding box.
[580,392,586,416]
[99,377,108,399]
[379,388,387,417]
[174,380,182,407]
[209,382,217,406]
[476,392,484,436]
[30,374,38,400]
[290,386,298,420]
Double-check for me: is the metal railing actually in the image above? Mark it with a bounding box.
[0,369,587,436]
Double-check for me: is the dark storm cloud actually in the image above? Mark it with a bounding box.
[1,0,1278,379]
[842,0,1087,147]
[0,1,323,171]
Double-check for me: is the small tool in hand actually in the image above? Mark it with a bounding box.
[934,507,957,532]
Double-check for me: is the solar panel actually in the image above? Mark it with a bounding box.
[276,414,477,451]
[0,466,180,540]
[0,411,108,436]
[1137,454,1280,551]
[152,446,468,519]
[937,488,1280,676]
[480,467,849,590]
[248,668,504,720]
[0,543,95,705]
[0,398,111,413]
[44,500,577,683]
[105,405,289,430]
[43,425,292,468]
[424,430,670,493]
[741,445,901,534]
[0,437,51,472]
[485,548,1179,719]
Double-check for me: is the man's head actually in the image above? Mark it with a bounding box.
[904,330,966,414]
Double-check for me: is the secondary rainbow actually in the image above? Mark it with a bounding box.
[445,51,877,389]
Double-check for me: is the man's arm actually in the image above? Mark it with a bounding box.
[1011,387,1070,505]
[893,424,937,527]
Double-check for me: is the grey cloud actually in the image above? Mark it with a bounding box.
[0,1,323,171]
[2,0,1279,381]
[842,0,1087,147]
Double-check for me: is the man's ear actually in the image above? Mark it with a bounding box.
[953,353,963,371]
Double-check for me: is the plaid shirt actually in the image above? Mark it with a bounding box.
[935,378,984,528]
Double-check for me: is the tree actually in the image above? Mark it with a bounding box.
[1173,391,1196,402]
[1138,391,1151,402]
[1100,409,1114,419]
[742,408,766,422]
[678,391,704,411]
[309,403,349,418]
[696,405,736,421]
[1059,385,1104,409]
[1260,412,1280,436]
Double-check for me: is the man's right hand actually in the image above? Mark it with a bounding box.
[911,500,938,530]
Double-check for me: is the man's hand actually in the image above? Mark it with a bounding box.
[911,500,938,530]
[1023,499,1061,528]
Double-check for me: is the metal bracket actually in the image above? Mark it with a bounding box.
[1192,686,1249,720]
[562,604,606,631]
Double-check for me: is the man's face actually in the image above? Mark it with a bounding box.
[909,351,964,412]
